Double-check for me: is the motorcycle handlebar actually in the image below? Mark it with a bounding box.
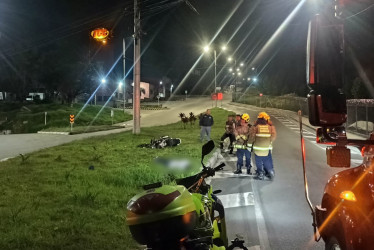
[214,163,225,171]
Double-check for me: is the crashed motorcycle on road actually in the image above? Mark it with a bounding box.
[126,140,247,250]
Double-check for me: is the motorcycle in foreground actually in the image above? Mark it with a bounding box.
[126,140,247,250]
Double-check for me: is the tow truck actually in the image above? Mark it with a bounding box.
[301,4,374,249]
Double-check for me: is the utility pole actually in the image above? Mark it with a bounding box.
[214,49,217,107]
[123,38,126,113]
[133,0,141,134]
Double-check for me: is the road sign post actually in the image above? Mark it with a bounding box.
[44,112,47,126]
[111,109,114,125]
[70,114,75,133]
[185,90,187,100]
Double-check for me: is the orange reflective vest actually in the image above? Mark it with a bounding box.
[253,124,272,156]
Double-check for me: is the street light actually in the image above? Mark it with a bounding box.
[203,44,227,107]
[253,77,258,82]
[118,81,126,111]
[240,62,244,67]
[101,78,106,84]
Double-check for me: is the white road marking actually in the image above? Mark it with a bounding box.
[251,178,272,250]
[217,192,254,208]
[225,156,238,162]
[290,127,299,130]
[303,135,315,139]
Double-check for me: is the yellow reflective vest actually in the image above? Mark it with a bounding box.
[253,124,274,156]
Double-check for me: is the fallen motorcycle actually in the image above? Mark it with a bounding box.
[126,140,247,250]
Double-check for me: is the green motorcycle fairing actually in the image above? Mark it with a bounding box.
[126,185,196,226]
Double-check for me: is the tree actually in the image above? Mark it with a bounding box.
[351,77,370,99]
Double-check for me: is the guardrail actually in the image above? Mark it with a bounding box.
[234,93,374,135]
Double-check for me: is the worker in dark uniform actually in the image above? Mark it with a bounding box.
[220,115,235,154]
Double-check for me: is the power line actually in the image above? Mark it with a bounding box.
[345,3,374,20]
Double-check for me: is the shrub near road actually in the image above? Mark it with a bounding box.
[0,108,233,250]
[0,103,132,133]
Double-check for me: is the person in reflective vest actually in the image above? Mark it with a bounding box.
[233,113,253,174]
[252,112,276,180]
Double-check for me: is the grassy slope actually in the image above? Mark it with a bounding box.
[0,103,132,133]
[0,108,233,250]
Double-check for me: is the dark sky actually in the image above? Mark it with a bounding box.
[1,0,373,94]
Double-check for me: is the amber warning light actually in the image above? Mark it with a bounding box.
[70,115,75,124]
[91,28,109,42]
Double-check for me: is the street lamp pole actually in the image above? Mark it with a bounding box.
[214,49,217,107]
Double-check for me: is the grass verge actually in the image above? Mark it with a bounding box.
[0,108,233,250]
[0,103,132,133]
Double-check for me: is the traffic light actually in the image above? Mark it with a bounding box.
[70,115,75,124]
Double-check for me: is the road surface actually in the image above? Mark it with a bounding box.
[210,102,364,250]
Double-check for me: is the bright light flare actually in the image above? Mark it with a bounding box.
[229,68,233,72]
[203,46,210,52]
[228,57,232,62]
[118,81,123,86]
[340,191,357,202]
[101,78,106,84]
[253,77,258,82]
[221,45,227,51]
[247,77,251,81]
[240,63,244,67]
[160,81,163,85]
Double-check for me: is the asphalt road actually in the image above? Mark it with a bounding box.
[210,102,364,250]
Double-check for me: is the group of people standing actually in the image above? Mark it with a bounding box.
[198,109,276,180]
[220,112,276,181]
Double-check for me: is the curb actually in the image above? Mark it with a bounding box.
[37,131,70,135]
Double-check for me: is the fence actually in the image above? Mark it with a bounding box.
[233,93,374,136]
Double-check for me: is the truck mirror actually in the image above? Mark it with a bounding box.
[307,14,344,88]
[316,127,346,144]
[308,88,347,126]
[306,14,347,126]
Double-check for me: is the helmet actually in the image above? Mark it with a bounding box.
[241,113,250,122]
[258,112,269,120]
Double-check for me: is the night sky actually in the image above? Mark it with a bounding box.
[1,0,373,95]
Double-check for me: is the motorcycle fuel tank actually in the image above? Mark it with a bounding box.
[126,184,198,245]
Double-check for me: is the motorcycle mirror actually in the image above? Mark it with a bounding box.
[212,190,222,195]
[202,140,215,160]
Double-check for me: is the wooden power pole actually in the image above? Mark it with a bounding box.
[133,0,141,134]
